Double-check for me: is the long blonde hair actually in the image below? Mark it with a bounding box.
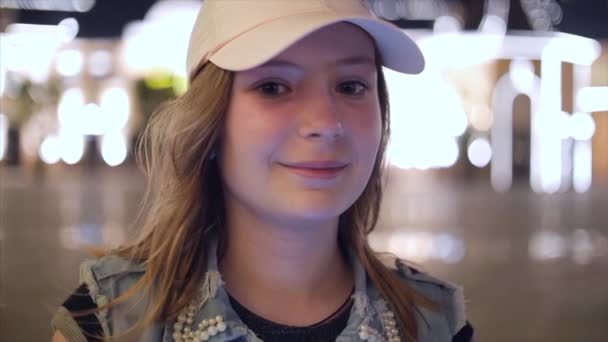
[93,59,436,341]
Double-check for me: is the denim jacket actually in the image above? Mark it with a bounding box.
[77,238,468,342]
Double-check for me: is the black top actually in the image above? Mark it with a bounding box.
[227,289,354,342]
[61,284,475,341]
[62,284,103,341]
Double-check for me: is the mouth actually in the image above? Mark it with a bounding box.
[278,161,349,180]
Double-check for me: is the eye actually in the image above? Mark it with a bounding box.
[256,81,289,97]
[337,81,368,96]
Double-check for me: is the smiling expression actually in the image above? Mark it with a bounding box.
[219,22,383,225]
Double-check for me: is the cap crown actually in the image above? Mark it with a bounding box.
[186,0,373,77]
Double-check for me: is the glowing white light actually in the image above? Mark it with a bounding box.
[73,0,96,12]
[384,231,465,263]
[2,41,30,73]
[384,68,466,170]
[491,73,540,192]
[387,136,460,170]
[573,140,592,193]
[417,13,509,69]
[444,108,469,138]
[56,49,84,77]
[529,230,566,261]
[88,50,113,77]
[0,114,7,161]
[432,233,465,264]
[81,103,106,136]
[1,0,96,12]
[59,88,128,136]
[57,17,79,43]
[569,112,596,141]
[123,1,201,77]
[386,136,420,170]
[479,14,507,35]
[535,42,565,194]
[539,45,563,126]
[468,137,492,168]
[419,32,504,69]
[100,87,130,130]
[569,62,593,194]
[2,26,59,82]
[387,232,434,262]
[58,88,85,131]
[39,135,61,164]
[100,132,128,167]
[0,55,5,96]
[525,34,595,193]
[545,34,601,66]
[418,31,600,68]
[509,58,536,93]
[5,23,60,41]
[433,15,462,33]
[533,111,571,139]
[437,137,460,168]
[531,112,570,194]
[59,133,85,165]
[576,86,608,113]
[144,0,202,21]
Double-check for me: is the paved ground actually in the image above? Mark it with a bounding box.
[1,165,607,341]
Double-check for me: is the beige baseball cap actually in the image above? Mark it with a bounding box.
[186,0,425,81]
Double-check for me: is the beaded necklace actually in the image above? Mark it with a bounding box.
[172,296,402,342]
[172,300,226,342]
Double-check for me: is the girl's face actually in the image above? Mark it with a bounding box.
[220,22,382,226]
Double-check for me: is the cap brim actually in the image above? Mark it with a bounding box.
[208,12,425,74]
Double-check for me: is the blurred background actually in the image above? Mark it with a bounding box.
[1,0,607,341]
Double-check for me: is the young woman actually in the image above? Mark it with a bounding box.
[52,1,474,341]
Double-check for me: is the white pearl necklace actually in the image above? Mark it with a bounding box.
[172,295,400,342]
[358,310,401,342]
[172,301,226,342]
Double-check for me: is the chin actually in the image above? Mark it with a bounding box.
[278,194,355,222]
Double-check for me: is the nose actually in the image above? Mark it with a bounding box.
[297,91,344,140]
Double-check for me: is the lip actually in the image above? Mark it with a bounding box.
[279,160,349,179]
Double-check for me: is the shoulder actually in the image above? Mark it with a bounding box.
[392,259,468,336]
[79,255,146,303]
[76,255,149,336]
[80,254,145,282]
[393,259,459,293]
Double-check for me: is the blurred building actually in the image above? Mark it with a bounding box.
[1,0,607,193]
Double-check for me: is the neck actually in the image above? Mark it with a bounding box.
[218,200,354,326]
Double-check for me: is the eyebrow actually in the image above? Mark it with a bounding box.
[258,56,376,69]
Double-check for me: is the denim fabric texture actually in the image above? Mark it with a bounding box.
[79,238,467,342]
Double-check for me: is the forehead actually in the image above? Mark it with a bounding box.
[257,22,377,71]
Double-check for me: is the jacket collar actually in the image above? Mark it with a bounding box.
[162,235,375,341]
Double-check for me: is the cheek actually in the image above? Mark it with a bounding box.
[347,104,383,159]
[222,97,289,168]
